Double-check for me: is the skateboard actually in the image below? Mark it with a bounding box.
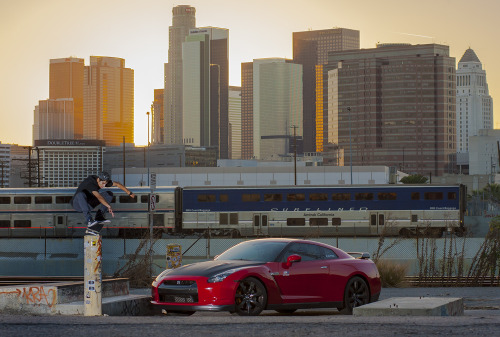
[85,219,110,236]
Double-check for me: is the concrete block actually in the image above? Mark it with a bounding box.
[353,297,464,316]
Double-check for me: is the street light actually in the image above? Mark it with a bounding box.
[290,125,298,185]
[146,111,150,186]
[347,106,352,185]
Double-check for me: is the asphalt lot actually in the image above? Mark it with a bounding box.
[1,287,499,336]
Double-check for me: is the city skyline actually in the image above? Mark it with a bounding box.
[1,0,498,147]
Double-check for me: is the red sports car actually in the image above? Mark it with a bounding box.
[151,238,381,316]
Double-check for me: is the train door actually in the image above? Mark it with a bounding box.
[369,212,385,235]
[253,214,269,236]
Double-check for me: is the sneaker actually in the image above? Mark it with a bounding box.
[95,210,111,224]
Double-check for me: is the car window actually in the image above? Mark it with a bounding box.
[281,243,323,262]
[318,246,338,260]
[215,241,288,262]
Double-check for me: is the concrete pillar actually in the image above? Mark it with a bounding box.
[84,235,102,316]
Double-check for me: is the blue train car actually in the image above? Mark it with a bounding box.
[180,185,466,237]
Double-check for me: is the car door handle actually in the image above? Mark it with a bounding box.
[320,266,328,269]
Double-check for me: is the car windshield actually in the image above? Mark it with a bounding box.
[215,241,288,262]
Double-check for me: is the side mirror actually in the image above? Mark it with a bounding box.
[286,254,301,267]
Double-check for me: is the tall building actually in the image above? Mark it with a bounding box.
[83,56,134,146]
[293,28,360,153]
[456,48,493,171]
[0,142,10,188]
[182,27,229,157]
[241,62,254,159]
[241,58,303,160]
[33,57,84,142]
[49,57,84,139]
[164,5,196,145]
[228,86,242,159]
[151,89,164,144]
[326,44,456,176]
[34,98,75,140]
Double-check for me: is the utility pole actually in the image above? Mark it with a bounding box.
[290,125,298,185]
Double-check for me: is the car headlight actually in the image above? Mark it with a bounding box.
[207,268,243,283]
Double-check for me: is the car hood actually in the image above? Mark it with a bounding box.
[162,260,266,278]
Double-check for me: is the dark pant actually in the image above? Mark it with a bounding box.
[71,191,113,223]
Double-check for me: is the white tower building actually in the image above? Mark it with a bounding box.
[456,48,493,169]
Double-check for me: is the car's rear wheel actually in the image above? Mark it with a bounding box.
[234,277,267,316]
[339,276,369,315]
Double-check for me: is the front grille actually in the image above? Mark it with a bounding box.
[158,279,198,303]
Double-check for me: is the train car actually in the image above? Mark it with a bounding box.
[179,185,466,238]
[0,187,178,238]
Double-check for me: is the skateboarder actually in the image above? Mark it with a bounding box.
[70,171,135,235]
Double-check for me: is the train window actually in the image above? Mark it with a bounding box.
[119,195,138,203]
[370,214,377,226]
[14,196,31,204]
[287,193,305,201]
[379,214,385,226]
[448,192,457,200]
[220,213,228,225]
[378,192,397,200]
[412,214,418,222]
[220,194,229,202]
[309,193,328,201]
[56,196,72,204]
[309,218,328,226]
[198,194,216,202]
[242,194,260,202]
[141,195,148,203]
[0,197,10,204]
[355,193,374,200]
[14,220,31,228]
[424,192,443,200]
[287,218,306,226]
[57,216,64,225]
[264,194,282,202]
[411,192,420,200]
[332,218,341,226]
[35,196,52,204]
[332,193,350,201]
[230,213,238,225]
[0,220,10,228]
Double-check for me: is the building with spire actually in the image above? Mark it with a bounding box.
[164,5,196,145]
[456,48,493,173]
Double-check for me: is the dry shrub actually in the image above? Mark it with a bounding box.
[376,259,409,288]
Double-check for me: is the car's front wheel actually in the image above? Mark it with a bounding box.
[234,277,267,316]
[339,276,369,315]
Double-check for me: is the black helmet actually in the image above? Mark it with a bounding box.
[98,171,110,181]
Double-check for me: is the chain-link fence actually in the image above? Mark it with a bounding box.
[0,234,495,280]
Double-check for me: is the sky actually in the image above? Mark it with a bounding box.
[1,0,499,147]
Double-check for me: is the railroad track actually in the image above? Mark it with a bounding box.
[405,276,500,287]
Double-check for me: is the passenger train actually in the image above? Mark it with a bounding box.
[0,184,466,238]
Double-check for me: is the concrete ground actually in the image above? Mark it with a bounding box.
[1,287,499,336]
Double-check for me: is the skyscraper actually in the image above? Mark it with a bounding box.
[83,56,134,146]
[242,58,303,160]
[33,57,84,141]
[182,27,229,156]
[228,86,242,159]
[293,28,360,153]
[151,89,164,144]
[326,44,456,176]
[164,5,196,145]
[456,48,493,171]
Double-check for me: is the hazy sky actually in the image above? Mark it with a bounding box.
[1,0,498,146]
